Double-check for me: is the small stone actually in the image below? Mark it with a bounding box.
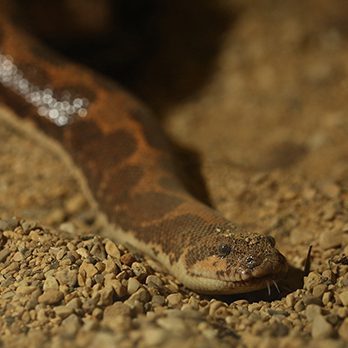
[338,291,348,306]
[79,261,98,278]
[142,328,167,346]
[305,304,322,321]
[54,305,73,319]
[338,318,348,341]
[312,284,327,298]
[311,315,334,339]
[303,294,322,306]
[157,317,186,332]
[43,276,59,290]
[61,314,81,336]
[127,277,141,295]
[120,253,135,266]
[319,230,342,249]
[0,248,10,262]
[104,301,131,318]
[16,285,37,295]
[146,275,163,288]
[12,251,24,261]
[131,262,147,278]
[166,293,183,306]
[38,289,64,305]
[294,300,305,312]
[105,240,121,258]
[55,269,77,288]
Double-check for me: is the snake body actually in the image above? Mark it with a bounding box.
[0,10,287,294]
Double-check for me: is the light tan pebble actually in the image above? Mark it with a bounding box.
[99,286,114,306]
[37,308,48,323]
[12,251,25,262]
[38,289,64,305]
[46,209,65,225]
[56,249,66,260]
[322,270,334,281]
[157,317,186,332]
[108,279,127,297]
[105,240,121,259]
[166,293,183,307]
[120,253,135,266]
[322,292,332,306]
[304,272,322,289]
[313,284,327,298]
[59,222,77,234]
[79,261,98,278]
[319,230,342,249]
[61,314,81,336]
[66,297,82,310]
[131,262,148,278]
[76,247,90,259]
[338,317,348,341]
[337,307,348,318]
[285,293,296,308]
[82,318,99,331]
[16,285,37,295]
[294,300,305,312]
[127,287,151,305]
[146,275,163,288]
[55,269,77,288]
[127,277,141,295]
[43,276,59,290]
[290,228,312,244]
[305,304,322,321]
[338,291,348,306]
[152,295,165,306]
[104,301,131,318]
[65,194,85,214]
[311,315,334,339]
[92,307,104,320]
[142,328,167,346]
[54,305,73,319]
[103,258,117,273]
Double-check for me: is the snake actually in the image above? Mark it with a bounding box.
[0,7,288,295]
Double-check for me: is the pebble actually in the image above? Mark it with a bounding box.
[338,318,348,341]
[306,304,322,321]
[38,289,64,305]
[142,328,167,346]
[338,291,348,306]
[105,240,121,259]
[60,314,81,336]
[127,277,141,294]
[166,293,183,306]
[319,230,342,249]
[311,315,334,339]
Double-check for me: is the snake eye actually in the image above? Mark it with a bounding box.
[218,244,232,257]
[266,236,276,247]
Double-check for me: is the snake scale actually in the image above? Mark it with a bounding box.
[0,7,287,294]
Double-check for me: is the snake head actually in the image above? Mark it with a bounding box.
[183,225,288,294]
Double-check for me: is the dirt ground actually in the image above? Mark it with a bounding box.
[1,0,348,347]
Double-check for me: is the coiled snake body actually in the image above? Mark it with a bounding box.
[0,10,287,294]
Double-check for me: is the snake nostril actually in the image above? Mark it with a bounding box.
[246,256,257,269]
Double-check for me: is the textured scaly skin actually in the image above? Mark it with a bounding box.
[0,11,287,294]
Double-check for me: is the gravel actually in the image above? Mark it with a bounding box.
[1,0,348,347]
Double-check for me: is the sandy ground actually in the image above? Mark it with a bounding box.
[1,0,348,347]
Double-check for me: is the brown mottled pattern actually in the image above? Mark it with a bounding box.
[0,10,288,294]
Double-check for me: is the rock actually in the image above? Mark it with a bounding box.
[120,253,135,266]
[38,289,64,305]
[338,318,348,341]
[338,291,348,306]
[306,304,322,321]
[166,293,183,307]
[127,277,141,295]
[319,230,342,249]
[105,240,121,258]
[146,275,163,288]
[312,284,327,298]
[54,305,73,319]
[104,302,131,318]
[0,248,10,262]
[61,314,81,336]
[157,317,186,332]
[43,276,59,290]
[79,261,98,278]
[55,269,77,288]
[311,315,334,339]
[142,328,167,346]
